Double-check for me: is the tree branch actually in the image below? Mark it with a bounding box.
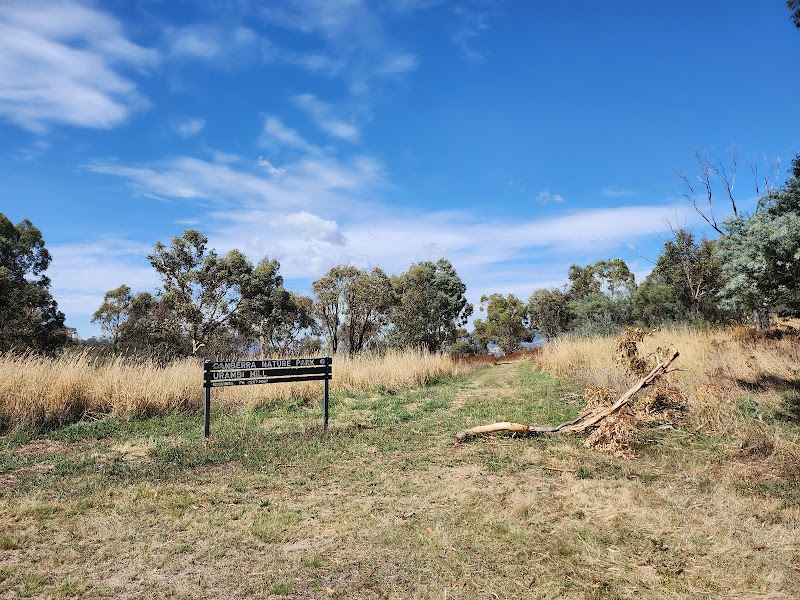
[455,350,680,442]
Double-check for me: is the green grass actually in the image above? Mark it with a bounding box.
[1,358,799,598]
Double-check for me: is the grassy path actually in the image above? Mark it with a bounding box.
[1,358,798,599]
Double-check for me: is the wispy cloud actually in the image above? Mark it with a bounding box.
[176,118,206,138]
[49,237,160,327]
[452,1,499,64]
[204,200,698,286]
[386,0,445,14]
[292,93,359,142]
[260,116,319,154]
[82,145,690,277]
[0,1,157,132]
[258,156,286,177]
[537,187,564,203]
[260,1,380,46]
[166,24,261,64]
[84,152,383,215]
[507,179,526,193]
[375,52,419,76]
[259,0,418,95]
[601,186,639,197]
[16,139,51,161]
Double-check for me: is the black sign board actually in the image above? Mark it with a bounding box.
[202,357,332,438]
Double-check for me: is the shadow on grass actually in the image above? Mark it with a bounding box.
[735,374,800,422]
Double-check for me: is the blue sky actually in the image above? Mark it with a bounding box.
[1,1,798,338]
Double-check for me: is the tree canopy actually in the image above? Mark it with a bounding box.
[717,159,800,329]
[563,259,635,334]
[390,259,473,352]
[473,293,531,354]
[312,265,394,355]
[632,229,724,325]
[147,230,284,354]
[527,288,570,341]
[0,214,68,352]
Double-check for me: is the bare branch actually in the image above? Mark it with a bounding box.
[695,151,721,233]
[763,154,782,194]
[770,156,781,193]
[712,145,738,217]
[748,156,760,196]
[676,165,723,235]
[675,170,694,198]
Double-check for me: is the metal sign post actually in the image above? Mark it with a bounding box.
[202,357,332,438]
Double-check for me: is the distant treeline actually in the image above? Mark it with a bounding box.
[2,155,798,359]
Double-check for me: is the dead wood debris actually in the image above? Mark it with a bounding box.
[616,327,649,376]
[456,328,684,456]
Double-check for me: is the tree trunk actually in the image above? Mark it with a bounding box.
[752,308,771,331]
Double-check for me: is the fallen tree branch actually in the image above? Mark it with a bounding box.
[455,350,680,443]
[454,411,591,443]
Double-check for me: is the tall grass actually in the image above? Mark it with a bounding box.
[534,324,800,472]
[0,349,470,432]
[536,325,800,406]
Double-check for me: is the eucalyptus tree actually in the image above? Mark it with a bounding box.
[718,156,800,329]
[344,267,394,355]
[232,258,293,357]
[248,292,318,357]
[473,293,531,354]
[312,265,394,355]
[632,229,724,325]
[147,230,283,354]
[565,258,635,334]
[389,258,473,352]
[0,213,68,352]
[121,292,190,361]
[527,288,570,341]
[92,284,133,349]
[312,265,357,354]
[677,147,785,237]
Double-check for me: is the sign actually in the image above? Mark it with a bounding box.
[202,356,332,437]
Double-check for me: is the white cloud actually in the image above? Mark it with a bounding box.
[537,188,565,203]
[209,150,244,165]
[386,0,445,14]
[48,238,160,335]
[258,0,418,100]
[166,24,261,63]
[452,1,498,64]
[260,116,319,154]
[0,1,157,132]
[292,93,359,142]
[601,186,639,197]
[16,139,51,161]
[271,212,345,245]
[77,143,702,337]
[83,148,688,276]
[258,156,286,177]
[84,152,383,216]
[177,118,206,138]
[169,29,220,59]
[260,1,380,46]
[376,52,419,76]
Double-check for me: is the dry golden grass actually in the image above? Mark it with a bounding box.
[536,325,798,414]
[0,349,469,432]
[535,323,800,474]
